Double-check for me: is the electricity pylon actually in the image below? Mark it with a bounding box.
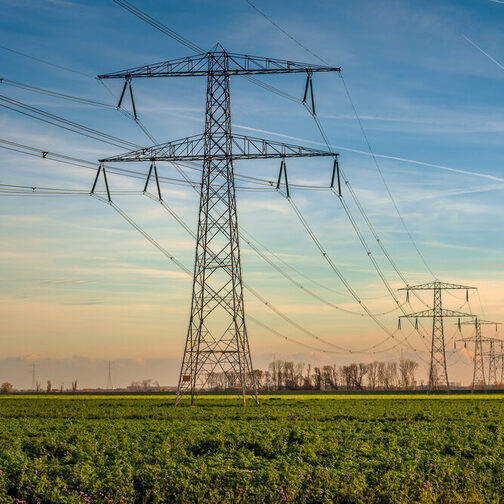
[30,362,36,391]
[106,360,113,390]
[499,340,504,385]
[399,281,476,392]
[486,338,499,386]
[96,45,340,405]
[455,318,501,391]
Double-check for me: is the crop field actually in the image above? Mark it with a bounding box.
[1,395,504,503]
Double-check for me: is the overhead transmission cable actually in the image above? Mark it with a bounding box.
[2,138,420,332]
[90,193,362,354]
[94,193,425,356]
[290,112,431,346]
[143,190,400,317]
[0,95,141,150]
[111,0,303,104]
[2,8,414,326]
[0,175,427,355]
[0,44,94,79]
[239,1,435,343]
[91,4,417,327]
[284,194,426,356]
[243,0,437,280]
[0,8,428,353]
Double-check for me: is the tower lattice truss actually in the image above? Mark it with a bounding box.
[456,318,502,390]
[399,281,476,392]
[96,46,340,405]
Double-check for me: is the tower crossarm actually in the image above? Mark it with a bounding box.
[459,319,501,326]
[99,133,336,163]
[456,337,498,343]
[399,281,477,291]
[98,50,341,79]
[400,308,475,319]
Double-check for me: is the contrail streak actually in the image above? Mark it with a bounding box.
[233,123,504,183]
[463,34,504,72]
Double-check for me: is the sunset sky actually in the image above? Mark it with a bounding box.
[1,0,504,388]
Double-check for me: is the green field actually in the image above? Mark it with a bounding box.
[1,395,504,503]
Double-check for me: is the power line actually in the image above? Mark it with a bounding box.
[112,0,303,104]
[244,0,437,279]
[0,179,429,356]
[0,12,434,362]
[0,44,94,79]
[93,193,426,356]
[1,77,118,110]
[144,190,401,318]
[0,95,142,150]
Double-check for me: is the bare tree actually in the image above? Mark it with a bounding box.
[253,369,264,390]
[35,381,41,393]
[129,381,141,392]
[46,380,52,393]
[284,361,296,389]
[71,380,78,393]
[377,362,387,389]
[142,379,153,391]
[312,367,322,390]
[355,363,368,390]
[204,358,420,392]
[294,362,305,389]
[0,382,13,393]
[386,362,398,389]
[342,365,354,390]
[303,364,312,389]
[367,361,379,390]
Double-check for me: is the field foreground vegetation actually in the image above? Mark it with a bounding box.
[0,394,503,503]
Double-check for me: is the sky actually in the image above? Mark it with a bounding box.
[1,0,504,388]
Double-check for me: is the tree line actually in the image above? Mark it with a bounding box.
[207,358,420,391]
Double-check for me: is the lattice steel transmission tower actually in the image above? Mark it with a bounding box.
[456,318,501,390]
[499,340,504,385]
[106,360,113,390]
[399,281,476,392]
[96,45,339,405]
[487,338,498,386]
[31,362,36,391]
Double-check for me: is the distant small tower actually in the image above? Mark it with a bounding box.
[399,280,476,392]
[31,362,36,391]
[106,360,113,390]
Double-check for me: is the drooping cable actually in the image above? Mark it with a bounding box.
[0,180,428,355]
[112,0,303,104]
[244,0,436,279]
[144,191,399,318]
[0,95,142,150]
[91,193,352,353]
[98,193,429,355]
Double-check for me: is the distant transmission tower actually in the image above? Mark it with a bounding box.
[31,362,36,391]
[456,318,501,390]
[106,360,113,390]
[487,338,498,386]
[95,45,339,405]
[500,341,504,385]
[399,281,476,392]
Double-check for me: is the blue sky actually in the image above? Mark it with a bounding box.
[1,0,504,388]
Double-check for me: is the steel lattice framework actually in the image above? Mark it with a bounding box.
[399,281,476,392]
[97,45,340,405]
[456,318,501,390]
[500,341,504,385]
